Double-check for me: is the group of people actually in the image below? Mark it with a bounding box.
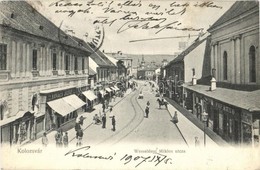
[55,129,69,147]
[75,116,85,147]
[93,107,116,131]
[41,129,69,147]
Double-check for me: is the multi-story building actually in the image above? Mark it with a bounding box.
[0,1,93,145]
[183,1,259,146]
[108,52,133,77]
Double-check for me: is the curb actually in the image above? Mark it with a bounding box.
[167,111,189,147]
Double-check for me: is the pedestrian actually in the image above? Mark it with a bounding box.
[55,129,62,147]
[102,102,105,112]
[63,132,69,148]
[109,107,114,118]
[93,114,101,124]
[111,116,116,131]
[145,105,149,118]
[195,137,200,147]
[172,111,178,124]
[42,132,48,147]
[76,129,83,147]
[102,113,106,128]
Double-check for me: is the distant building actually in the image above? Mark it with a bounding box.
[107,52,133,77]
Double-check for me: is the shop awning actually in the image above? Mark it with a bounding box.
[83,90,97,101]
[63,94,85,109]
[0,111,33,127]
[114,86,120,91]
[47,98,75,116]
[110,87,116,91]
[99,90,105,96]
[0,116,16,127]
[105,88,112,93]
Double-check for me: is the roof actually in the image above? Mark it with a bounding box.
[89,67,97,75]
[104,54,118,66]
[0,1,90,54]
[89,57,99,71]
[166,33,209,67]
[208,1,259,31]
[89,50,115,67]
[183,84,260,112]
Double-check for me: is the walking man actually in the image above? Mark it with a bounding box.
[102,102,105,112]
[63,132,69,148]
[42,132,48,147]
[76,129,83,147]
[195,137,200,147]
[145,104,149,118]
[111,116,116,131]
[55,129,62,147]
[102,113,106,128]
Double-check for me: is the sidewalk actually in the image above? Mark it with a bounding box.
[30,89,132,146]
[166,97,230,148]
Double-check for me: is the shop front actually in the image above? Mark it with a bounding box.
[105,87,113,102]
[40,86,85,131]
[0,111,35,146]
[82,90,98,111]
[186,90,242,145]
[211,101,241,144]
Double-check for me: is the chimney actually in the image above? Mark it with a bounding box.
[192,68,197,85]
[210,68,216,91]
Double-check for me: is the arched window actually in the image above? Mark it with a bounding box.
[223,51,228,80]
[249,46,256,83]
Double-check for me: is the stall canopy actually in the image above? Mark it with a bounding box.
[47,98,75,116]
[105,88,112,93]
[83,90,97,101]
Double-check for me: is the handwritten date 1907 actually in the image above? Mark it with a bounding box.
[120,152,173,168]
[64,146,173,168]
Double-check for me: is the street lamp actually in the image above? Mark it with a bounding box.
[175,75,178,95]
[202,111,208,147]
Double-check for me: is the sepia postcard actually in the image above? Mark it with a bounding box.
[0,0,259,169]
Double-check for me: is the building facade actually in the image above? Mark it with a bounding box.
[0,1,92,145]
[183,1,260,147]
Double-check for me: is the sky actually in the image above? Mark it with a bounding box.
[29,0,235,55]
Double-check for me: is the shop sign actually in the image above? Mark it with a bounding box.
[242,112,252,124]
[46,88,75,101]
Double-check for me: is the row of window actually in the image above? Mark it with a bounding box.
[222,45,256,82]
[0,44,86,72]
[32,49,85,71]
